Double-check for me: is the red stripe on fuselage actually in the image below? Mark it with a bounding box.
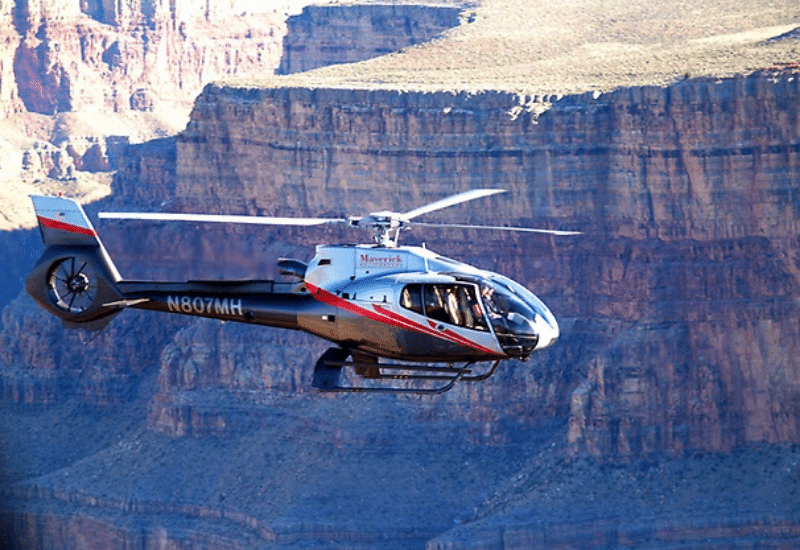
[38,216,96,238]
[305,282,502,356]
[372,304,495,353]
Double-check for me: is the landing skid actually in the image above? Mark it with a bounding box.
[312,348,502,394]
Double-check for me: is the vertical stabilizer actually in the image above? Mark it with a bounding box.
[30,195,121,281]
[32,195,100,246]
[27,195,127,329]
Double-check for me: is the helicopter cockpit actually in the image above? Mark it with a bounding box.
[478,275,559,357]
[399,274,559,358]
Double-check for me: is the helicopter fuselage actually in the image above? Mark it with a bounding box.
[106,244,560,362]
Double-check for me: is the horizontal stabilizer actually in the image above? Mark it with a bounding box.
[102,298,151,308]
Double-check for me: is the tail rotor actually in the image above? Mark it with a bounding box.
[47,257,99,314]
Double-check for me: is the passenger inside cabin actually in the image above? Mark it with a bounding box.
[400,283,487,330]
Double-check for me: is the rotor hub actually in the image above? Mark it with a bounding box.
[67,273,90,293]
[351,212,411,247]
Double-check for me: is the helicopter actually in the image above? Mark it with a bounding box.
[26,189,580,394]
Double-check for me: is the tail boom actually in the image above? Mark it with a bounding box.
[114,280,312,331]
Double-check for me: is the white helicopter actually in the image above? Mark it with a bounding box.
[26,189,579,394]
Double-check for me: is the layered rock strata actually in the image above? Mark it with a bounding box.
[277,3,464,75]
[12,67,795,457]
[3,0,289,118]
[1,40,799,550]
[166,69,800,459]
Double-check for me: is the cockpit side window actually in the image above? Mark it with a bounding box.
[400,284,424,315]
[479,278,545,357]
[400,283,487,331]
[480,281,536,334]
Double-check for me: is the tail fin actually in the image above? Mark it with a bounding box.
[31,195,121,281]
[32,194,98,245]
[27,195,124,329]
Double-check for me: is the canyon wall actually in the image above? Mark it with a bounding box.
[168,70,800,460]
[7,67,798,456]
[277,3,464,75]
[1,0,289,118]
[1,17,799,549]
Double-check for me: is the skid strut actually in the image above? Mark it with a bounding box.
[312,348,502,394]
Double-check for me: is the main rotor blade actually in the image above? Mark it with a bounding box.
[98,211,346,226]
[412,222,582,236]
[402,189,506,220]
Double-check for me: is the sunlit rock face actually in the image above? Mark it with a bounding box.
[0,0,289,118]
[277,3,463,75]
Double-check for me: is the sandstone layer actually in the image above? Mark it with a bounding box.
[0,0,291,231]
[3,0,289,118]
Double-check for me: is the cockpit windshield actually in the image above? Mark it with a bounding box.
[479,275,559,358]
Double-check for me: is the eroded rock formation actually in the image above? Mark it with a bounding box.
[3,0,289,118]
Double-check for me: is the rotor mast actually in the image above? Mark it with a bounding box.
[349,189,508,247]
[349,211,409,247]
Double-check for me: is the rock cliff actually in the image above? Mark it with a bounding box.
[160,71,800,460]
[0,0,292,234]
[4,0,289,118]
[3,65,799,550]
[277,3,464,75]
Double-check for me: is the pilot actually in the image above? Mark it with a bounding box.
[481,286,506,327]
[481,286,498,313]
[401,287,412,309]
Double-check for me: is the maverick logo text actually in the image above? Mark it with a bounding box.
[358,253,404,269]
